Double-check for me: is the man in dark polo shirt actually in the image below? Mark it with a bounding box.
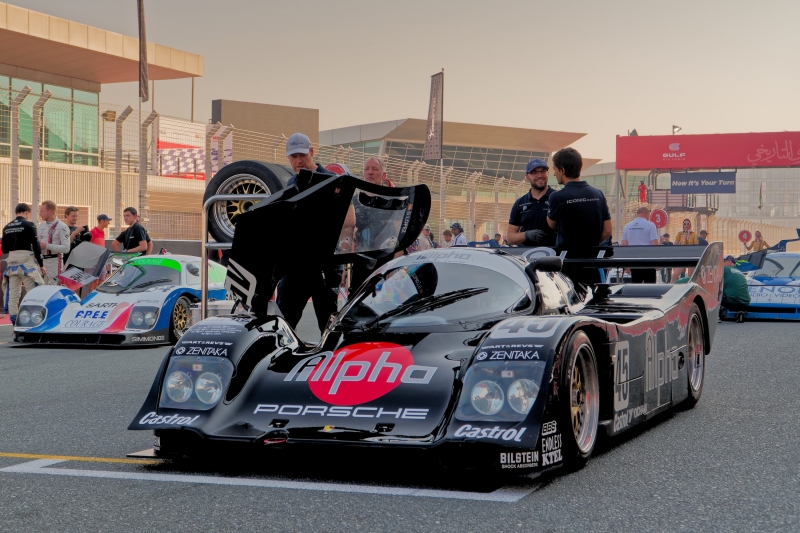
[506,158,557,247]
[546,147,612,287]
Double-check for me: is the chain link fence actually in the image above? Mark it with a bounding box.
[2,84,797,253]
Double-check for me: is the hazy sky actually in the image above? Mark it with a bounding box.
[11,0,800,162]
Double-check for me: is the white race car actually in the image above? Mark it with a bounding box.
[14,255,228,346]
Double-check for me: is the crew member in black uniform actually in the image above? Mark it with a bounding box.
[2,203,46,324]
[276,133,344,333]
[546,147,612,288]
[506,158,557,246]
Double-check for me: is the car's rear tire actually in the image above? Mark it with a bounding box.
[203,160,293,243]
[684,303,705,407]
[170,296,192,343]
[557,330,599,471]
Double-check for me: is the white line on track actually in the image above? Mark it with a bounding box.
[0,459,537,502]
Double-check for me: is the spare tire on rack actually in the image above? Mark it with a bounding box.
[203,160,293,243]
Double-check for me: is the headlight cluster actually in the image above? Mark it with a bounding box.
[456,360,547,422]
[159,355,234,411]
[17,306,46,327]
[127,306,159,329]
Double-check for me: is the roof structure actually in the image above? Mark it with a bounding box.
[320,118,586,153]
[0,2,202,85]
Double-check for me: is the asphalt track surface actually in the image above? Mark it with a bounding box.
[0,309,798,533]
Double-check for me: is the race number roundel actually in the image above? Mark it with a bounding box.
[739,230,752,243]
[650,209,668,229]
[308,342,417,405]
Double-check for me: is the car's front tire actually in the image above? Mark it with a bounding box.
[557,330,599,471]
[170,296,192,343]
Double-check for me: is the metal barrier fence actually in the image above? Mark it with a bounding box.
[1,84,796,253]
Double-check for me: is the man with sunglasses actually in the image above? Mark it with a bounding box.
[506,158,557,246]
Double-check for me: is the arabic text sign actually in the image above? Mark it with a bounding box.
[617,131,800,170]
[670,171,736,194]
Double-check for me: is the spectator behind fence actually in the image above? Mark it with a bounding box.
[698,230,709,246]
[746,231,770,251]
[621,206,659,283]
[638,180,647,203]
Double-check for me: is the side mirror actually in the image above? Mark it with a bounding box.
[530,256,563,272]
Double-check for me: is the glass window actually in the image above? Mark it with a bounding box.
[44,84,72,100]
[73,89,99,104]
[12,78,42,93]
[73,102,99,161]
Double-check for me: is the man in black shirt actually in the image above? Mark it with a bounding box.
[111,207,149,253]
[546,147,612,287]
[276,133,345,333]
[2,203,46,323]
[506,158,557,246]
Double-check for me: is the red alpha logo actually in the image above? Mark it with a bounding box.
[283,342,437,405]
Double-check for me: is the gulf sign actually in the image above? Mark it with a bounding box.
[616,131,800,171]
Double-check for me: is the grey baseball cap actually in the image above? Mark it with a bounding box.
[286,133,312,156]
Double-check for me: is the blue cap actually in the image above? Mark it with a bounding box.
[526,158,549,174]
[450,222,463,230]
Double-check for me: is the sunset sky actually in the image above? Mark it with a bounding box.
[12,0,800,162]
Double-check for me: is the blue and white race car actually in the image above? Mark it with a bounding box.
[13,255,228,345]
[729,252,800,320]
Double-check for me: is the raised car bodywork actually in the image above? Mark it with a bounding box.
[14,255,227,346]
[130,169,722,474]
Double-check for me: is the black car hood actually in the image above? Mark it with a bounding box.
[225,170,431,317]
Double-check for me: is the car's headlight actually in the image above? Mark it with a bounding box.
[507,379,539,415]
[18,310,30,325]
[195,372,223,405]
[471,380,505,415]
[127,306,159,330]
[30,309,44,325]
[159,355,234,411]
[456,360,547,422]
[165,371,193,402]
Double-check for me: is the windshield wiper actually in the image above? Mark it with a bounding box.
[129,278,173,290]
[360,287,488,330]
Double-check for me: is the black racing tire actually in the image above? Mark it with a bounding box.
[203,160,293,243]
[556,330,599,471]
[684,303,706,407]
[169,296,192,343]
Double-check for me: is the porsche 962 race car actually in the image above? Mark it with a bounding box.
[130,169,721,474]
[15,255,228,346]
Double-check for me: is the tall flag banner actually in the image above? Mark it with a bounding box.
[759,182,763,210]
[138,0,149,102]
[423,71,444,161]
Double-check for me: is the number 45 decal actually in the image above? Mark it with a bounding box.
[614,341,630,411]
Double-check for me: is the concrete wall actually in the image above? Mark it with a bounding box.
[211,99,319,144]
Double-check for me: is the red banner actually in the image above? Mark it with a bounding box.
[616,131,800,170]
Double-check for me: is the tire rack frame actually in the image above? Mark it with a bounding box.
[201,194,271,320]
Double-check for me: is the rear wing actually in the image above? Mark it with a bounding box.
[504,244,720,269]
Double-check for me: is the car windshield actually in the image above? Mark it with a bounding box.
[96,263,180,294]
[753,256,800,278]
[340,261,531,330]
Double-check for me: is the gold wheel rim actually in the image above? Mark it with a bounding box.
[173,302,188,333]
[571,362,585,437]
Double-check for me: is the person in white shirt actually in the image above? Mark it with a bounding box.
[417,224,433,251]
[450,222,467,246]
[621,206,659,283]
[36,200,71,285]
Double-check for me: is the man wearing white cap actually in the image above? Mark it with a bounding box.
[417,224,433,251]
[276,133,341,333]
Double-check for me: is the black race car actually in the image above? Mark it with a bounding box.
[130,169,722,474]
